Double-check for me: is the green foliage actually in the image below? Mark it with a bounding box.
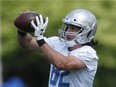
[1,0,116,87]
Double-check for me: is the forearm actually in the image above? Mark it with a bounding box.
[37,39,86,70]
[40,43,69,70]
[17,33,40,51]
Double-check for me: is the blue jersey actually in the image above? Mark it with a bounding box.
[44,36,98,87]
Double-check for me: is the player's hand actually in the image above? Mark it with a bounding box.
[31,15,49,40]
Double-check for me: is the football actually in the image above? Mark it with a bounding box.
[14,12,43,32]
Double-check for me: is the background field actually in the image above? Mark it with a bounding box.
[1,0,116,87]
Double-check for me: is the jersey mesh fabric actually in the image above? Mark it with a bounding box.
[44,36,98,87]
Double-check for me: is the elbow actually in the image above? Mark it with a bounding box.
[55,62,77,70]
[55,63,66,70]
[55,62,70,70]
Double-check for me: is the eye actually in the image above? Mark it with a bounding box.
[66,24,81,32]
[70,26,79,31]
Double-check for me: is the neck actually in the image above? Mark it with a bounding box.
[68,44,82,51]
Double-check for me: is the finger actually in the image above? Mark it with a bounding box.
[19,11,23,15]
[31,20,37,30]
[43,17,49,28]
[26,10,30,13]
[35,16,40,26]
[39,15,43,24]
[42,17,49,32]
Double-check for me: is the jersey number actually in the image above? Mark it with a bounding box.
[50,66,70,87]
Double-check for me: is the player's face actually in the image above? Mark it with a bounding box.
[65,24,80,41]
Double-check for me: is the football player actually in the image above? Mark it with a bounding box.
[17,9,98,87]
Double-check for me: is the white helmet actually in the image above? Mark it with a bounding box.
[58,9,97,47]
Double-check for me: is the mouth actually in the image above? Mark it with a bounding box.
[66,35,76,40]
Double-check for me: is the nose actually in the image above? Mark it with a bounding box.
[66,28,75,40]
[66,27,72,32]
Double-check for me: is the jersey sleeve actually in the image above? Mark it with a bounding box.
[44,36,59,49]
[70,46,98,71]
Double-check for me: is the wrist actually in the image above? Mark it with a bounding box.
[18,30,27,36]
[34,35,43,40]
[37,39,46,47]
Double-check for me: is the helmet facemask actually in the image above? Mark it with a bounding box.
[58,23,83,47]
